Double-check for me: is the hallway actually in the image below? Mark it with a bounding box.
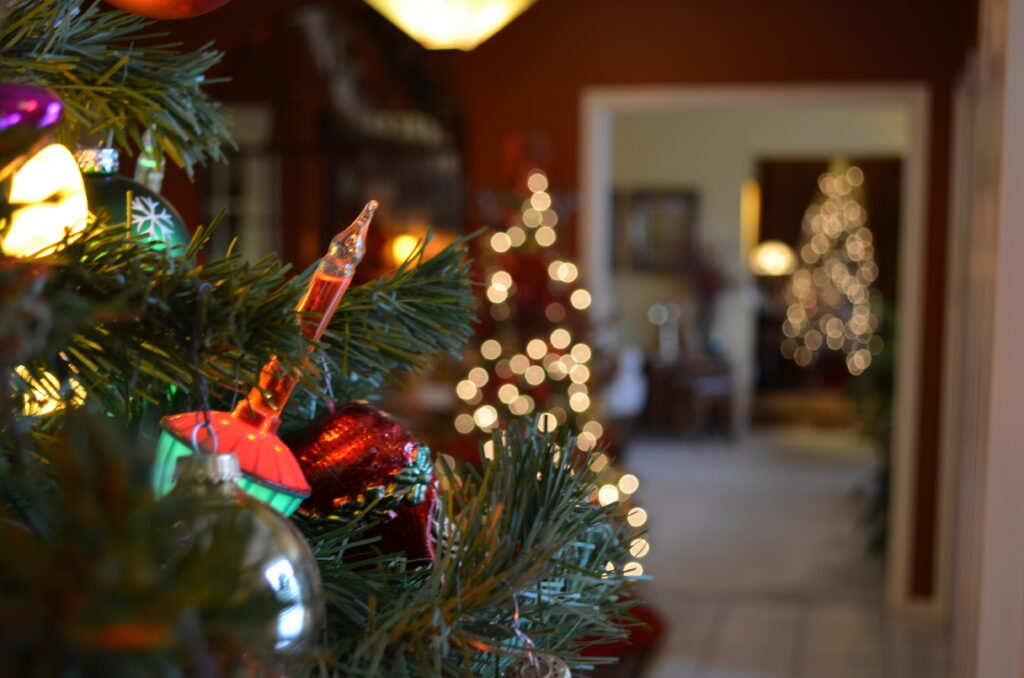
[626,431,949,678]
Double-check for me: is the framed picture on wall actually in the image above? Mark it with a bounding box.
[614,189,699,270]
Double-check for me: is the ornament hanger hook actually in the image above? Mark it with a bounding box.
[192,281,215,429]
[503,578,537,668]
[320,355,336,415]
[190,419,219,455]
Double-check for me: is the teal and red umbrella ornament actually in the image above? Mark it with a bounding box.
[153,201,377,515]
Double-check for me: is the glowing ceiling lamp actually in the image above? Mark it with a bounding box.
[748,240,797,277]
[363,0,538,50]
[3,143,88,257]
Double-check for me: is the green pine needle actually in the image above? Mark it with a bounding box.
[298,419,639,677]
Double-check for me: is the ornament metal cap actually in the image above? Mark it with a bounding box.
[74,147,120,174]
[174,451,242,485]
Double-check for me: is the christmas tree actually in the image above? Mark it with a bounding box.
[0,2,639,676]
[455,166,600,446]
[453,151,651,579]
[782,162,882,376]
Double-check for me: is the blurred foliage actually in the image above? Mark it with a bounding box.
[0,412,285,677]
[848,295,897,556]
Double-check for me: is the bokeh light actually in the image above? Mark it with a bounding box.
[490,231,511,252]
[629,537,650,559]
[468,367,489,386]
[535,225,556,246]
[627,507,648,527]
[618,474,640,495]
[526,338,547,360]
[550,328,571,349]
[454,413,474,433]
[623,561,644,577]
[473,405,498,429]
[570,289,592,310]
[481,339,502,360]
[598,484,619,506]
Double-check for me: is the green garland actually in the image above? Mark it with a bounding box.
[0,411,636,677]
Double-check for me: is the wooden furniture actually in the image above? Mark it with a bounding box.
[643,354,734,438]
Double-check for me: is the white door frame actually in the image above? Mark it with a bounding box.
[579,84,937,614]
[948,0,1024,671]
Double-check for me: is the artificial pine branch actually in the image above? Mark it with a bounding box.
[299,420,638,678]
[0,0,231,176]
[5,221,477,433]
[321,230,482,406]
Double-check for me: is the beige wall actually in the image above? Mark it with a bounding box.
[611,104,909,428]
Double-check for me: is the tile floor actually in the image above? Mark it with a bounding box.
[624,429,949,678]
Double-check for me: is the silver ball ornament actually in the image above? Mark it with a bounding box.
[504,655,571,678]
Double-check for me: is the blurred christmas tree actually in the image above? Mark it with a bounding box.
[450,136,652,579]
[453,165,603,448]
[782,162,883,375]
[0,2,640,676]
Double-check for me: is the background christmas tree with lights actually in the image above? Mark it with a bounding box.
[782,162,883,376]
[449,143,653,581]
[453,166,603,448]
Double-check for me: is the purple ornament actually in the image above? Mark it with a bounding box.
[0,82,62,183]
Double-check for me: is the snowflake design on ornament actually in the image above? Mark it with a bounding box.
[131,195,176,242]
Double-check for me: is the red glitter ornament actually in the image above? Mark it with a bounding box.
[103,0,232,19]
[289,402,436,562]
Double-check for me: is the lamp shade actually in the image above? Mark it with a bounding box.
[3,144,88,257]
[363,0,538,50]
[748,240,797,277]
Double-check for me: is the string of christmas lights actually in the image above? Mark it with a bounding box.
[454,168,650,576]
[453,169,598,439]
[782,164,882,376]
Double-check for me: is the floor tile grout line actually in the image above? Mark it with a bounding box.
[693,597,731,678]
[880,606,894,678]
[791,595,812,678]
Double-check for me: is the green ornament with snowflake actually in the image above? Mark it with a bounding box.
[75,147,190,253]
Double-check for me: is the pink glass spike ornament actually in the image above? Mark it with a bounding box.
[154,201,377,515]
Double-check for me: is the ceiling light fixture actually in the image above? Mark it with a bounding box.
[363,0,538,50]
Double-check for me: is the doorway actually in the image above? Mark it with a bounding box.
[580,86,935,613]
